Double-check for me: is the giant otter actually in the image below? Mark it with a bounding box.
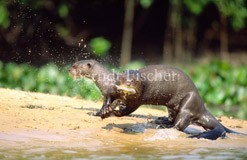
[69,60,118,116]
[69,59,244,140]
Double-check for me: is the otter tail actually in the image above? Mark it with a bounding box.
[189,126,246,140]
[189,126,226,140]
[190,111,246,140]
[223,126,247,135]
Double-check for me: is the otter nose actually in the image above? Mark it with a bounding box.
[68,65,77,74]
[69,65,76,71]
[68,67,73,73]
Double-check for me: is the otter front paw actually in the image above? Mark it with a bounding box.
[100,106,113,119]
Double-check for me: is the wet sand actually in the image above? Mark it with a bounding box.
[0,88,247,159]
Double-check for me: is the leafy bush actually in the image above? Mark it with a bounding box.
[184,60,247,119]
[0,62,101,101]
[122,60,145,70]
[0,2,10,28]
[89,37,111,57]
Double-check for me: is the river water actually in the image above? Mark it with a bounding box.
[0,128,246,160]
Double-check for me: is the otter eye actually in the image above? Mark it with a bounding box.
[86,63,91,68]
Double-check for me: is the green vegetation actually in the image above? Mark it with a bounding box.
[139,0,154,9]
[0,60,246,119]
[214,0,247,30]
[89,37,112,57]
[183,0,247,30]
[184,60,247,119]
[0,61,101,101]
[0,1,10,28]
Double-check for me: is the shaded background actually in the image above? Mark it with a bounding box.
[0,0,246,119]
[1,0,247,65]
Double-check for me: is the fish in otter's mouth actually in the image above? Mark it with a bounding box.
[115,84,137,95]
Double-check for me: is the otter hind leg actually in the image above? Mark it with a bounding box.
[189,126,226,140]
[173,112,191,131]
[172,92,201,131]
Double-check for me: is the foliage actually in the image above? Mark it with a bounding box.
[122,60,145,70]
[183,0,209,15]
[0,1,10,28]
[89,37,111,57]
[184,60,247,119]
[0,62,101,101]
[214,0,247,30]
[0,60,246,119]
[184,0,247,30]
[58,3,69,18]
[139,0,154,9]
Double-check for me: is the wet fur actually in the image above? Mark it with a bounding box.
[69,60,245,140]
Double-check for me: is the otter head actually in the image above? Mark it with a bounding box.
[69,60,97,79]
